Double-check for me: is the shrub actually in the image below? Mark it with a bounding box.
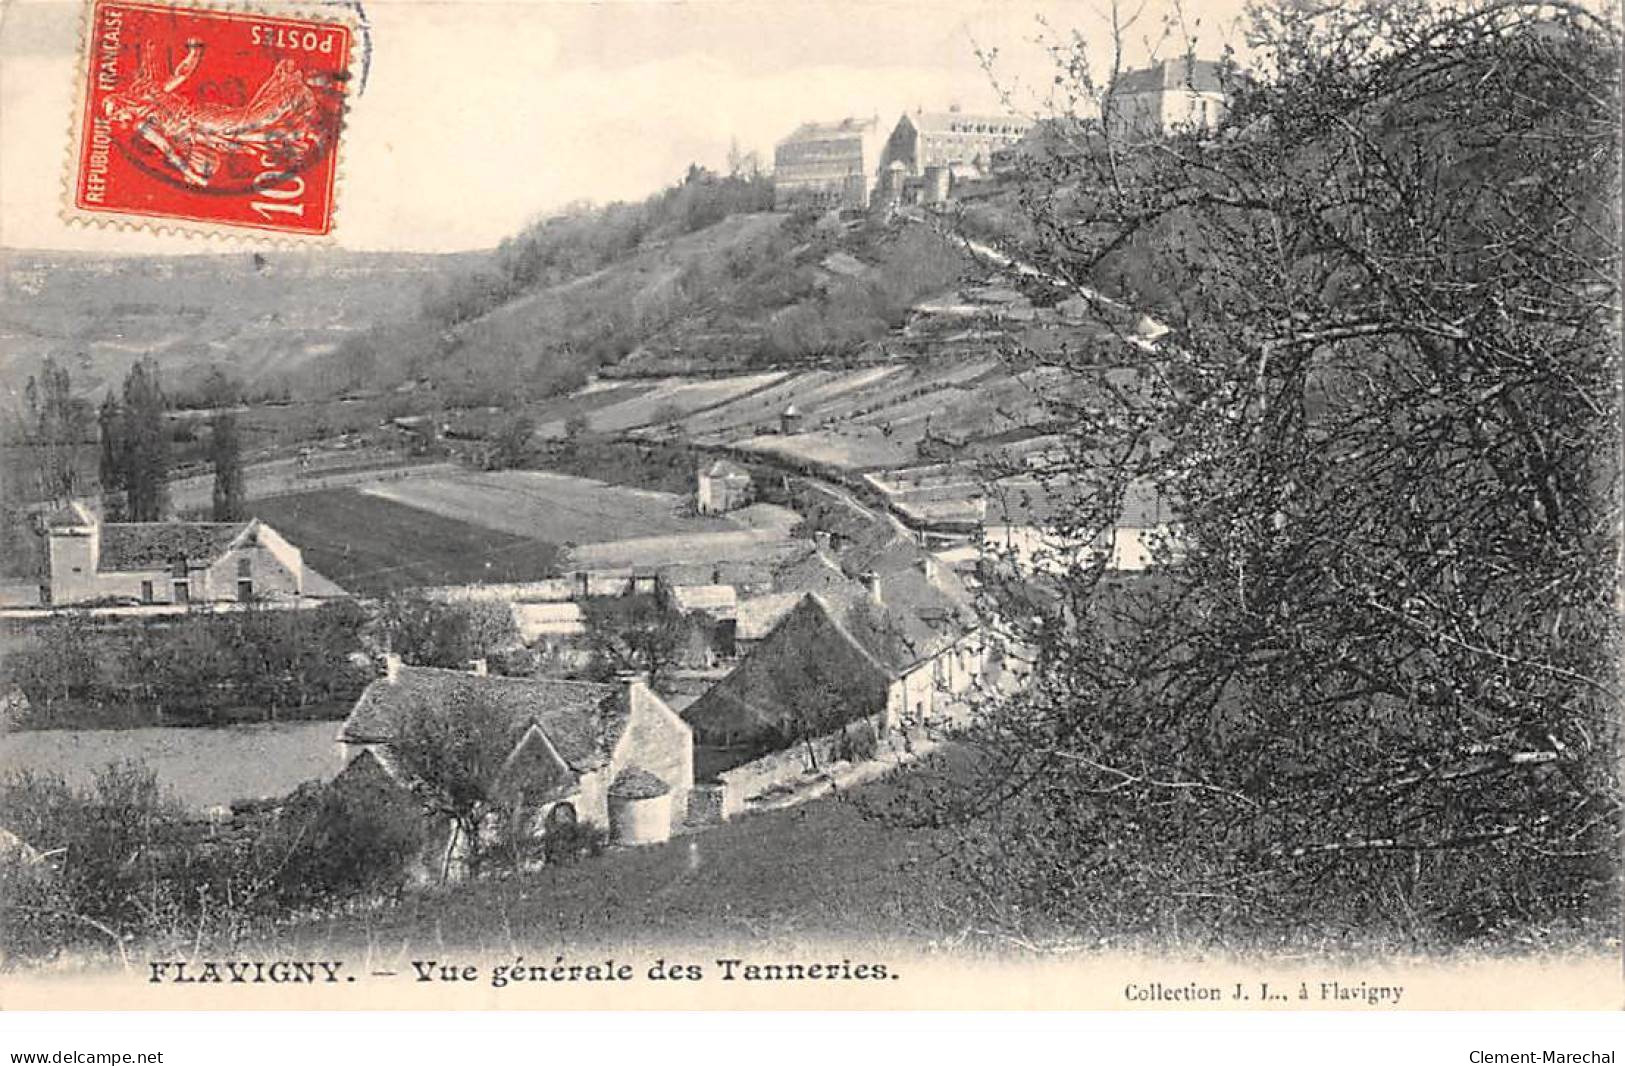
[266,779,428,907]
[542,821,607,866]
[838,719,879,763]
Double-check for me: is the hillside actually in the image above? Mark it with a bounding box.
[0,248,480,404]
[307,174,984,405]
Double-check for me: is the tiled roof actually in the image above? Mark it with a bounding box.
[836,522,930,580]
[339,666,627,773]
[513,602,586,641]
[703,459,751,481]
[495,724,578,802]
[609,766,671,799]
[682,594,893,743]
[97,522,249,572]
[668,584,738,615]
[735,591,805,641]
[42,501,96,528]
[1113,57,1226,95]
[770,546,848,596]
[781,116,878,144]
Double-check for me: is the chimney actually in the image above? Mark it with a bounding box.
[383,653,402,684]
[861,571,883,606]
[617,670,649,706]
[467,658,488,677]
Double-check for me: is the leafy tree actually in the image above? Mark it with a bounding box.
[208,409,246,521]
[386,686,519,880]
[374,592,519,670]
[19,355,90,503]
[920,1,1623,948]
[486,413,535,470]
[100,359,170,521]
[580,593,693,689]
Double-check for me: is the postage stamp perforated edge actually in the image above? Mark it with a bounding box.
[60,0,368,245]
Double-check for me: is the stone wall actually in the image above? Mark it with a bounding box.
[714,715,881,813]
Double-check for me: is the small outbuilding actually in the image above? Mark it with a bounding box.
[607,766,675,846]
[696,459,754,515]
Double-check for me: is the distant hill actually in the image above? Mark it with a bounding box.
[304,171,982,406]
[0,248,482,403]
[1,169,1017,416]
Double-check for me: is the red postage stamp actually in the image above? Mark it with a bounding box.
[72,1,353,237]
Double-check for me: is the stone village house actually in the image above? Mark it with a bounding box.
[335,661,694,875]
[682,544,988,757]
[695,458,753,515]
[5,500,318,609]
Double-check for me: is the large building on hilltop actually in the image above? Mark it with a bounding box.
[772,116,883,211]
[875,108,1034,203]
[1106,56,1229,139]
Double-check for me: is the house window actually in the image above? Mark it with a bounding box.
[170,559,187,578]
[38,585,50,606]
[173,581,190,603]
[141,580,154,603]
[237,557,252,578]
[237,580,253,602]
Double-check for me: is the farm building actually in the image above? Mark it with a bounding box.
[1106,57,1229,139]
[337,661,694,855]
[9,500,327,610]
[772,115,883,211]
[682,549,986,755]
[695,459,753,515]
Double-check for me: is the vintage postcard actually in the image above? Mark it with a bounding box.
[0,0,1620,1018]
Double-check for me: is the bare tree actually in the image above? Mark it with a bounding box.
[914,0,1623,948]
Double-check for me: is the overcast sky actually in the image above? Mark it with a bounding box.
[0,0,1250,253]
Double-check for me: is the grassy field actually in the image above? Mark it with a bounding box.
[360,469,734,543]
[0,720,341,815]
[249,489,562,594]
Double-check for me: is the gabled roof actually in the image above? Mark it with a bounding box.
[495,723,578,802]
[513,602,586,641]
[780,116,879,144]
[735,591,807,642]
[668,584,738,615]
[609,766,671,799]
[836,521,927,579]
[770,545,848,596]
[682,593,894,744]
[97,521,253,572]
[338,666,628,773]
[1113,57,1226,95]
[702,458,751,481]
[42,501,96,529]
